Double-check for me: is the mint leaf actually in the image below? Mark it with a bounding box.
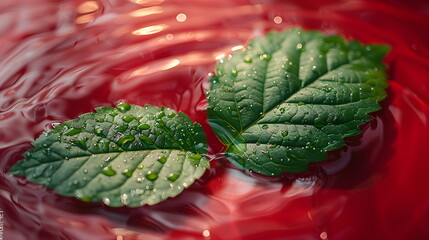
[9,104,209,207]
[207,28,389,176]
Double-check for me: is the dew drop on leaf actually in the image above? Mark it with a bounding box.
[158,156,167,163]
[120,193,129,205]
[145,171,158,181]
[259,54,271,61]
[116,102,131,113]
[122,115,134,123]
[122,169,133,178]
[118,135,135,146]
[101,166,117,176]
[103,197,110,206]
[138,124,150,130]
[167,173,180,182]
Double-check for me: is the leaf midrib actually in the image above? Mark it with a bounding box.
[27,148,193,167]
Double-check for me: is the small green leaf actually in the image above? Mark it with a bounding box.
[9,104,209,207]
[207,28,389,176]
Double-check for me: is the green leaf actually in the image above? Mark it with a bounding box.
[207,28,389,176]
[9,103,209,207]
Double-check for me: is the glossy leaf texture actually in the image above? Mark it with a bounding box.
[9,103,209,207]
[207,28,389,176]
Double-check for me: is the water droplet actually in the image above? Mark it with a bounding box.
[320,232,328,240]
[64,128,82,136]
[118,135,135,146]
[145,171,158,181]
[158,156,167,163]
[103,197,110,205]
[101,166,117,176]
[282,131,288,137]
[83,169,88,174]
[157,111,166,118]
[261,124,268,129]
[137,164,144,169]
[231,69,238,77]
[244,57,252,63]
[167,173,180,182]
[261,150,269,154]
[296,43,303,49]
[167,112,176,118]
[259,54,271,61]
[273,16,282,24]
[117,102,131,112]
[120,193,129,205]
[279,108,285,113]
[122,115,134,123]
[321,86,332,92]
[122,169,133,177]
[202,230,211,238]
[138,124,150,130]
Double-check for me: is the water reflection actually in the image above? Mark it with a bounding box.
[129,0,165,5]
[176,13,187,22]
[132,24,168,35]
[77,1,99,14]
[130,59,180,77]
[75,1,100,24]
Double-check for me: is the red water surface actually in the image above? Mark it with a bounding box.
[1,0,429,239]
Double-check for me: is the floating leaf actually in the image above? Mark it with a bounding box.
[9,104,209,207]
[207,28,389,176]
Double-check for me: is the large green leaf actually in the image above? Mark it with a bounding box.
[9,103,209,207]
[207,28,389,176]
